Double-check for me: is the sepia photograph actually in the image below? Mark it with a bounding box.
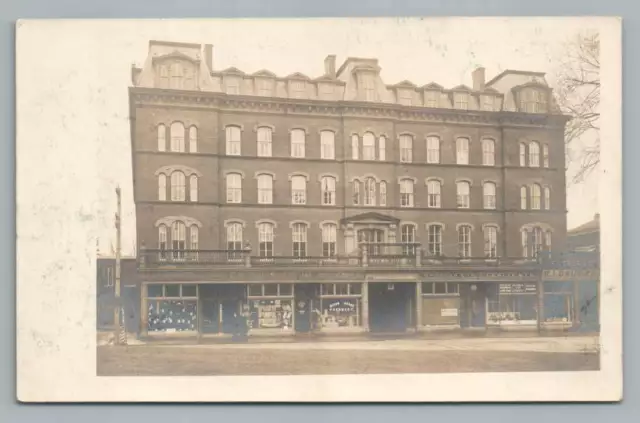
[16,17,622,402]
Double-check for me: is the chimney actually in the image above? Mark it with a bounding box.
[204,44,213,72]
[324,55,336,78]
[594,213,600,221]
[472,67,485,91]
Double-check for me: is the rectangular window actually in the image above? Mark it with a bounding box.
[257,127,272,157]
[292,224,307,258]
[398,89,412,105]
[321,177,336,205]
[427,136,440,164]
[291,130,306,158]
[378,136,386,161]
[400,135,413,163]
[427,225,442,256]
[291,176,307,205]
[362,74,376,101]
[226,174,242,203]
[322,224,337,258]
[225,78,240,95]
[351,135,359,160]
[482,95,496,111]
[400,180,414,207]
[456,138,469,165]
[454,93,469,110]
[458,227,472,258]
[226,126,241,156]
[484,227,498,258]
[543,145,550,168]
[258,224,274,258]
[425,91,438,108]
[291,81,306,98]
[257,79,271,96]
[320,131,335,160]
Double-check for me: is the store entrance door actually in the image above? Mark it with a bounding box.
[368,282,415,333]
[460,283,487,328]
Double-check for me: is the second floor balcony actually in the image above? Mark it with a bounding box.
[138,242,542,271]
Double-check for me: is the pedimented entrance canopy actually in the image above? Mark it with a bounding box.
[340,212,400,226]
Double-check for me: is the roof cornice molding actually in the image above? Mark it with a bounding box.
[129,88,570,128]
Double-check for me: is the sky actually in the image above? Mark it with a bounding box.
[17,18,604,257]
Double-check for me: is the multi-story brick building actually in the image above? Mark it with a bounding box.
[128,40,573,337]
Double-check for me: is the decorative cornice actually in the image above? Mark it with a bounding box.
[129,88,570,129]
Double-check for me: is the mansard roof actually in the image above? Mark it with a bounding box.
[220,67,246,75]
[451,84,473,92]
[252,69,277,78]
[285,72,311,80]
[152,50,199,63]
[390,80,418,89]
[421,82,444,90]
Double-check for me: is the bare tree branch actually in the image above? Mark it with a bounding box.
[554,32,600,184]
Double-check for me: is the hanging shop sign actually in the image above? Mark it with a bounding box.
[498,283,537,294]
[542,269,598,281]
[441,308,459,317]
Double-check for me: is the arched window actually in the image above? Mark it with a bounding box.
[170,171,186,201]
[427,180,441,208]
[158,224,168,258]
[257,174,273,204]
[543,144,550,168]
[292,223,308,257]
[482,139,495,166]
[378,136,386,161]
[427,224,443,257]
[351,134,359,160]
[226,223,243,251]
[158,65,169,88]
[532,227,543,257]
[401,224,417,256]
[483,182,496,209]
[399,179,414,207]
[352,179,361,205]
[321,223,337,257]
[456,181,470,208]
[426,136,440,164]
[189,126,198,153]
[171,221,186,260]
[530,184,541,210]
[400,135,413,163]
[157,124,166,152]
[226,173,242,203]
[484,226,498,258]
[363,132,376,160]
[544,187,551,210]
[456,137,469,165]
[519,143,527,167]
[321,176,336,206]
[458,225,472,258]
[189,175,198,202]
[379,181,387,206]
[290,129,305,158]
[520,186,528,210]
[320,131,335,160]
[158,174,167,201]
[522,226,552,258]
[364,177,377,206]
[529,141,540,167]
[258,223,274,257]
[545,230,552,251]
[170,122,185,152]
[521,229,529,257]
[225,126,241,156]
[291,175,307,205]
[257,127,272,157]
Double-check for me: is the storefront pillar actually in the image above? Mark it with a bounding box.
[196,285,202,342]
[573,280,581,327]
[139,283,148,338]
[536,277,544,333]
[362,282,369,331]
[415,282,422,329]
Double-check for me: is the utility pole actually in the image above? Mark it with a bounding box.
[114,186,123,345]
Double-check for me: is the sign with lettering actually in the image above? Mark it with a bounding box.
[441,308,458,317]
[542,269,598,281]
[499,283,537,294]
[423,271,537,282]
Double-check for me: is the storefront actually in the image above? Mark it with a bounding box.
[144,283,198,335]
[420,282,460,328]
[486,283,538,327]
[246,283,295,335]
[543,281,573,326]
[316,283,363,332]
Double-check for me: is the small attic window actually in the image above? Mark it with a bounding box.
[398,89,413,106]
[454,92,469,110]
[319,83,333,97]
[520,88,548,113]
[482,95,498,111]
[291,81,306,98]
[425,91,438,108]
[225,77,240,95]
[257,78,272,96]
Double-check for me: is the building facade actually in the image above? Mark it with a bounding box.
[96,256,139,332]
[128,40,573,337]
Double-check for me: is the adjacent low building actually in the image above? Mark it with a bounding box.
[127,40,578,338]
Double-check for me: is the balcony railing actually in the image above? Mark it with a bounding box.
[138,245,540,270]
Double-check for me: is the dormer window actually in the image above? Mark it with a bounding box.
[291,81,306,98]
[398,89,412,106]
[257,78,272,97]
[520,88,548,113]
[482,95,497,111]
[454,93,469,110]
[361,74,376,101]
[225,77,240,95]
[425,91,438,108]
[159,65,169,88]
[169,63,183,89]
